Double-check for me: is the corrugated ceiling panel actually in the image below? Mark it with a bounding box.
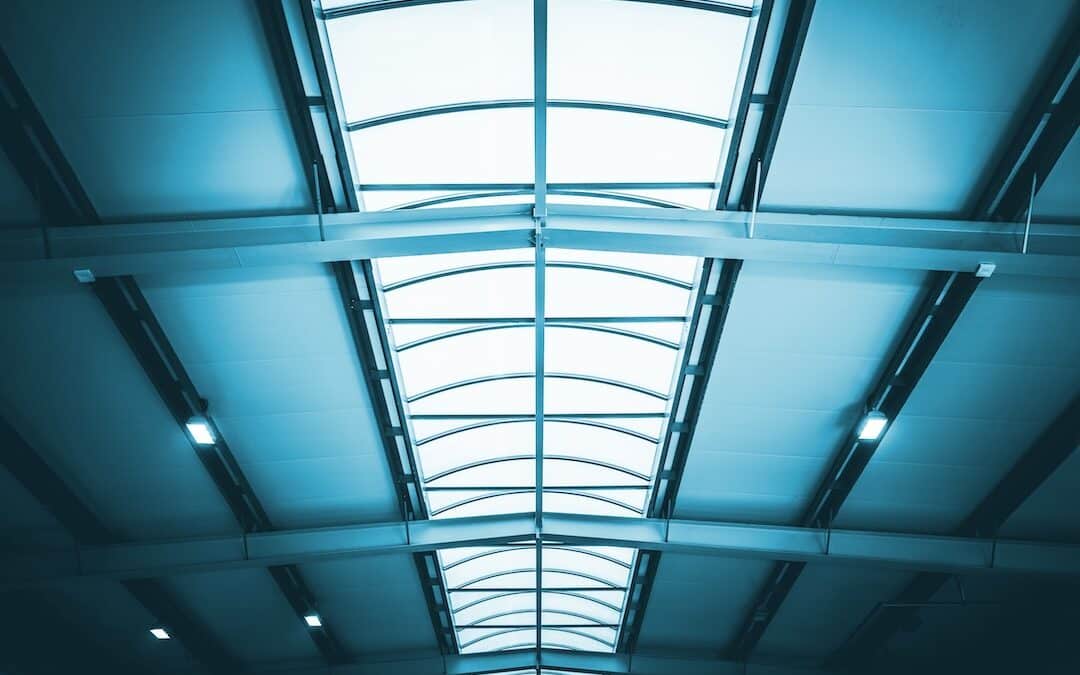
[299,555,441,656]
[138,265,399,529]
[635,553,773,652]
[0,0,309,220]
[0,282,239,539]
[836,274,1080,534]
[761,0,1074,216]
[675,262,927,524]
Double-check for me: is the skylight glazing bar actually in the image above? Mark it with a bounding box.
[345,99,728,131]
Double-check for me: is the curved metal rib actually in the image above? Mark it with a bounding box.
[459,626,614,650]
[425,454,650,485]
[459,608,611,628]
[450,567,622,591]
[394,188,689,210]
[347,99,727,131]
[384,260,692,291]
[431,488,643,517]
[396,322,679,352]
[416,418,658,446]
[324,0,753,20]
[444,545,632,571]
[452,589,622,615]
[408,372,669,403]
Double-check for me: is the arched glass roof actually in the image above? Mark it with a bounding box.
[322,0,755,210]
[373,247,701,651]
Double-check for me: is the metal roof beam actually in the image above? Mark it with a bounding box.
[829,393,1080,666]
[728,270,983,660]
[6,205,1080,283]
[8,511,1080,587]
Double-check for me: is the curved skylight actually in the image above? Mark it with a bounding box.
[322,0,754,210]
[373,247,700,651]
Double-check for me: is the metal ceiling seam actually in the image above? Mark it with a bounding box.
[727,270,983,661]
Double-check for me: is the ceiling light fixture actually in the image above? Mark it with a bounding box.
[185,417,215,446]
[857,410,889,441]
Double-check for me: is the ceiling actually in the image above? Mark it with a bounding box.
[1,2,1078,675]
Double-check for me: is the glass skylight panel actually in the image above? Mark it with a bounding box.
[549,0,750,117]
[546,109,726,184]
[325,0,532,120]
[349,108,534,185]
[374,247,700,652]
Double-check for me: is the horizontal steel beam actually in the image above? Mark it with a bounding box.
[3,205,1079,284]
[5,512,1080,588]
[253,648,831,675]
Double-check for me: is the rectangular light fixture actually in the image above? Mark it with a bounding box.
[150,627,171,640]
[857,410,889,441]
[304,614,322,628]
[185,417,215,446]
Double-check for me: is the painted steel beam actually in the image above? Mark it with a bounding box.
[829,393,1080,666]
[5,205,1080,283]
[249,648,833,675]
[728,271,983,659]
[7,511,1080,587]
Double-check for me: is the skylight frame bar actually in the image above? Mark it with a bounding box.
[345,99,728,131]
[392,189,690,210]
[322,0,754,21]
[358,182,717,191]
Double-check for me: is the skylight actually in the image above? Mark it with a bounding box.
[321,0,755,210]
[374,248,701,651]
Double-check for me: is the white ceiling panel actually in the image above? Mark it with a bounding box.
[162,569,321,665]
[0,281,239,539]
[300,555,441,655]
[755,564,912,661]
[0,0,310,221]
[675,262,927,523]
[1033,129,1080,223]
[138,265,399,529]
[762,0,1075,216]
[635,553,773,652]
[837,274,1080,533]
